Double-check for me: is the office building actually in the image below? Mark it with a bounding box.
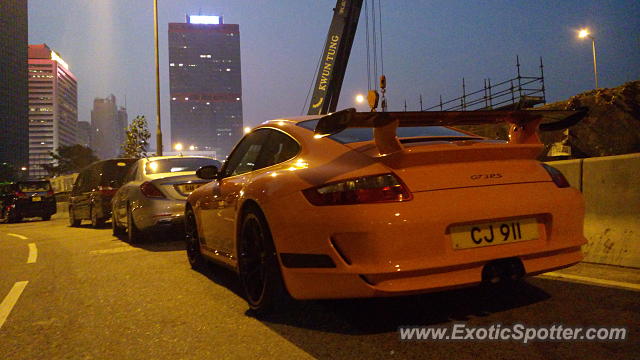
[28,44,78,178]
[0,1,29,178]
[91,95,127,159]
[169,15,243,158]
[76,121,92,148]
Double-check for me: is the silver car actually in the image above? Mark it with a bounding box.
[111,156,220,242]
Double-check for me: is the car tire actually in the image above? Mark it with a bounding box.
[111,210,125,237]
[69,207,80,227]
[127,205,142,244]
[90,206,105,228]
[185,207,206,270]
[7,208,21,223]
[238,207,290,315]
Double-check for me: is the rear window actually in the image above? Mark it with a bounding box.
[99,160,136,186]
[297,119,473,144]
[145,158,219,174]
[18,181,51,192]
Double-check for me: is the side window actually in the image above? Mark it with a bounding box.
[221,130,269,178]
[124,163,138,183]
[75,171,87,193]
[255,130,300,169]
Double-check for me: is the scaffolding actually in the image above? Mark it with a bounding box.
[423,56,546,111]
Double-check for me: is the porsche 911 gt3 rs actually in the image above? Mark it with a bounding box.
[185,108,587,313]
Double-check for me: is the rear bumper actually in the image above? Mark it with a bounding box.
[132,199,185,232]
[263,182,586,300]
[281,246,583,299]
[12,201,57,217]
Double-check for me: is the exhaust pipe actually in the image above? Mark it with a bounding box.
[482,258,525,284]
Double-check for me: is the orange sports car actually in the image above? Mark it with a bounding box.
[185,108,588,313]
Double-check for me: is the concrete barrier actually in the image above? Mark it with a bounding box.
[545,158,582,191]
[548,153,640,268]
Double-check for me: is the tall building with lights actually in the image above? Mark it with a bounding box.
[91,95,127,159]
[28,44,78,178]
[169,15,243,158]
[0,0,29,178]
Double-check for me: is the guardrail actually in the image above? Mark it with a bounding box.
[547,153,640,268]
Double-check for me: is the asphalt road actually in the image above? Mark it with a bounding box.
[0,217,638,360]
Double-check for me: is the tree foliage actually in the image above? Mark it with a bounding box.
[0,162,18,182]
[41,145,99,176]
[121,115,151,158]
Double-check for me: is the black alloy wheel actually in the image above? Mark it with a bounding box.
[185,207,206,270]
[238,208,289,314]
[68,207,80,227]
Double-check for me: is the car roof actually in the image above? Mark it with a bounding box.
[142,155,215,162]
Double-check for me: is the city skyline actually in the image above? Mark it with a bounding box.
[27,1,640,151]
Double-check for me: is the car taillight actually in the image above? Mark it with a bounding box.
[541,164,570,188]
[97,185,117,196]
[46,190,54,196]
[14,191,26,198]
[303,173,412,206]
[140,181,165,198]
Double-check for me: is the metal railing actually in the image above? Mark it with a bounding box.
[423,56,546,111]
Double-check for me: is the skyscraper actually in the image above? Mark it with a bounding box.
[28,44,78,178]
[0,1,29,179]
[169,15,243,158]
[91,95,127,159]
[76,121,92,148]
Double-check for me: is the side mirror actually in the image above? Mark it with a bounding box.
[196,165,218,180]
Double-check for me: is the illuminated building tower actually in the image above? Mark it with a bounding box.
[169,15,243,158]
[91,95,127,159]
[0,0,29,178]
[28,44,78,178]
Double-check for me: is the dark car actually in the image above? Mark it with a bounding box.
[69,158,136,228]
[0,180,57,222]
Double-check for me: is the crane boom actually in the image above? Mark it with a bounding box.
[307,0,363,115]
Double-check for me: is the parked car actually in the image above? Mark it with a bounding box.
[0,180,56,222]
[68,159,137,228]
[111,156,220,242]
[184,108,588,313]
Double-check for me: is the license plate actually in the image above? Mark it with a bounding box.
[32,196,42,202]
[451,217,539,249]
[178,183,202,194]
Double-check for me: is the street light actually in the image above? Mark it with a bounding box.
[243,126,252,134]
[174,143,183,151]
[153,0,163,155]
[355,94,365,104]
[578,28,598,89]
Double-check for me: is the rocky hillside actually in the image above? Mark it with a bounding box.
[538,80,640,158]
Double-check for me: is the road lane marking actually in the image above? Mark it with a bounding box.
[89,246,137,255]
[0,281,29,330]
[540,272,640,292]
[6,233,28,240]
[27,243,38,264]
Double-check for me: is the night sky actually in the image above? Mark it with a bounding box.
[28,0,640,149]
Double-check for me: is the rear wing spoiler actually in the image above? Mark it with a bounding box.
[315,108,588,155]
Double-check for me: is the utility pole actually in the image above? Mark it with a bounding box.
[153,0,163,155]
